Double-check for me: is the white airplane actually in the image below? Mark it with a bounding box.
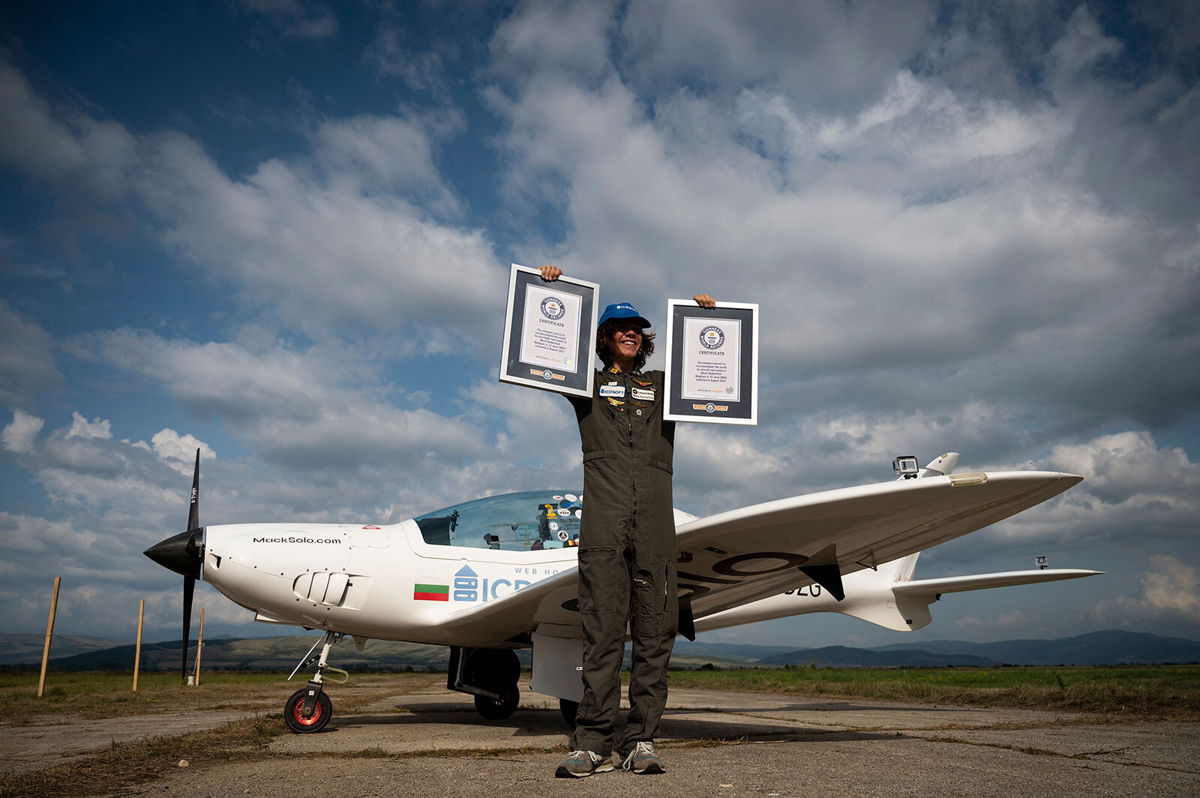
[144,451,1098,733]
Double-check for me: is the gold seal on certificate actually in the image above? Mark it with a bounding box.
[499,264,598,397]
[664,300,758,424]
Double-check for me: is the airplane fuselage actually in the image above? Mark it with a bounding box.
[203,520,579,646]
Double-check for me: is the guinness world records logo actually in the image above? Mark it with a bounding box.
[540,296,566,320]
[699,325,724,349]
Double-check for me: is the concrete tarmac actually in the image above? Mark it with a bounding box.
[99,683,1199,797]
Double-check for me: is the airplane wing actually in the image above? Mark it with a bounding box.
[892,568,1103,598]
[438,470,1081,645]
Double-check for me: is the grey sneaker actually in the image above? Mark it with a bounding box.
[620,741,665,774]
[555,750,613,778]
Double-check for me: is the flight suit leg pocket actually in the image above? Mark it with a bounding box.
[578,547,626,616]
[632,560,673,639]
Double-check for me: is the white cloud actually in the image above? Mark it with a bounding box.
[0,60,506,349]
[313,114,462,214]
[2,409,44,454]
[1095,555,1200,626]
[1044,430,1200,511]
[1141,556,1200,621]
[1045,5,1122,93]
[922,430,1200,569]
[65,412,113,441]
[131,129,503,344]
[0,300,62,407]
[0,62,86,178]
[82,330,490,468]
[487,3,1199,449]
[618,0,932,111]
[150,429,217,473]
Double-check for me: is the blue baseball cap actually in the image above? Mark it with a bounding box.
[597,302,651,329]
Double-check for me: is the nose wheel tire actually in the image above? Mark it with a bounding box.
[559,698,579,727]
[284,687,332,733]
[474,685,519,720]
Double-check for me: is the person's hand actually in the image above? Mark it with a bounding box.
[693,293,716,308]
[539,265,562,281]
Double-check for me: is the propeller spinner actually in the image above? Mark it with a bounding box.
[143,449,204,680]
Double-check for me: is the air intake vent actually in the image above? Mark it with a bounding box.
[293,571,351,606]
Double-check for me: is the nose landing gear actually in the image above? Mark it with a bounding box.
[284,631,348,734]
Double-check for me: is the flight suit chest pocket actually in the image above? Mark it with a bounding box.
[629,380,658,420]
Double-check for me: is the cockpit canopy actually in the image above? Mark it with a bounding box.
[414,490,583,552]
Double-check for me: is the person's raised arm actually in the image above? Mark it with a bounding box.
[539,265,562,281]
[693,293,716,308]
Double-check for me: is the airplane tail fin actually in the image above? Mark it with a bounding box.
[887,552,920,583]
[833,552,929,631]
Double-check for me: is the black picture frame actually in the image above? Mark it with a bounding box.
[663,300,758,424]
[499,264,599,398]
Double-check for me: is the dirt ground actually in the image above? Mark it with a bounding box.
[5,678,1199,797]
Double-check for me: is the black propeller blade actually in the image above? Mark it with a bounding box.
[182,572,195,679]
[143,448,204,682]
[187,447,200,531]
[183,449,200,679]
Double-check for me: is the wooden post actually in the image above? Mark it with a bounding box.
[37,577,61,698]
[192,607,205,687]
[132,599,145,693]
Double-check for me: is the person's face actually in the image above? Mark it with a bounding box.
[607,321,644,366]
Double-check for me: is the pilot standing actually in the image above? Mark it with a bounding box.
[538,265,715,778]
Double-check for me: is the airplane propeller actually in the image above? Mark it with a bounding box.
[143,449,205,681]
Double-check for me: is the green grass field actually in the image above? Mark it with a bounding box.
[6,664,1198,720]
[0,671,442,724]
[669,664,1200,717]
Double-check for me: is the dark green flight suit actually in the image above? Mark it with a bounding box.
[567,366,678,757]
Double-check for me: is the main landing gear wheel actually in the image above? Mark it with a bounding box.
[284,687,332,733]
[474,684,520,720]
[559,698,579,727]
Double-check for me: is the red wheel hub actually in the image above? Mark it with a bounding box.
[293,699,323,725]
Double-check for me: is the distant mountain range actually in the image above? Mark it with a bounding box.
[1,630,1196,671]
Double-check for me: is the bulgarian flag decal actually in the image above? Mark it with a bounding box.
[413,583,449,601]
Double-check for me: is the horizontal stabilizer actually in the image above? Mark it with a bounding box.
[866,568,1103,631]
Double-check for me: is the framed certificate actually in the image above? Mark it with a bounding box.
[663,299,758,424]
[499,264,599,397]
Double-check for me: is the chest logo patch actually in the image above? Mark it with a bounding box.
[631,387,655,401]
[599,384,626,399]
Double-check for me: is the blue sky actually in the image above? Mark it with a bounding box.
[2,0,1198,649]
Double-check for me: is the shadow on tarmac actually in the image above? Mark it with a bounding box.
[308,704,900,745]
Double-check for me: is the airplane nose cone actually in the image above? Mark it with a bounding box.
[144,529,204,578]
